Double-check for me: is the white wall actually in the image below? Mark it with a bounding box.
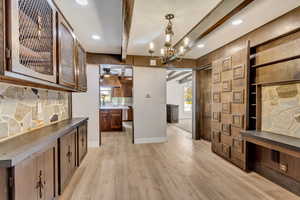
[133,67,167,144]
[72,65,99,147]
[167,79,192,119]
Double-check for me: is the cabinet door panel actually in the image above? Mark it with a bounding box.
[14,156,37,200]
[0,168,8,200]
[58,15,76,87]
[111,113,122,130]
[76,43,87,91]
[43,147,56,200]
[59,129,77,193]
[78,123,88,165]
[10,0,57,82]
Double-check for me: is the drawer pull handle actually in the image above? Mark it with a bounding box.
[81,136,85,147]
[66,145,72,163]
[36,170,44,199]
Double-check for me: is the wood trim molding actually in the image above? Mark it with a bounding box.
[87,53,197,68]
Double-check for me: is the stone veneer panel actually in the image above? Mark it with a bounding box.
[0,83,69,141]
[262,83,300,139]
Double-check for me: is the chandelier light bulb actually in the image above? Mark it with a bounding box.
[149,42,154,50]
[179,46,185,55]
[165,34,171,43]
[160,48,165,55]
[184,37,189,46]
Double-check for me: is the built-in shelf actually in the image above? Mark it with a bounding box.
[251,55,300,69]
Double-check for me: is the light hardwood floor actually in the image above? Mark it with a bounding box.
[59,125,299,200]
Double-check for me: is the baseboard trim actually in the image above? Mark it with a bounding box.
[88,140,99,147]
[134,137,167,144]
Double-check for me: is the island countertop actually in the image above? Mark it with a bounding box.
[0,117,88,168]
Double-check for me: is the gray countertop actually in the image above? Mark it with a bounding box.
[100,106,130,110]
[0,117,88,168]
[241,130,300,153]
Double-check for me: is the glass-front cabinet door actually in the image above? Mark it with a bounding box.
[10,0,57,82]
[76,42,87,91]
[58,14,76,88]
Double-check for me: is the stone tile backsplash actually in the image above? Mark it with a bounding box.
[0,83,69,141]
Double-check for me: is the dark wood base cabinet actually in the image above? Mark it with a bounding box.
[14,142,57,200]
[0,119,88,200]
[58,122,88,194]
[77,123,88,166]
[59,129,77,194]
[100,109,123,132]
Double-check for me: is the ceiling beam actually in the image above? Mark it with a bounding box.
[170,0,254,61]
[121,0,135,61]
[178,73,192,84]
[167,71,189,82]
[167,71,176,78]
[179,78,192,84]
[87,53,197,68]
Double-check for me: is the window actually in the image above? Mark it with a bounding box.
[183,82,192,112]
[100,87,112,105]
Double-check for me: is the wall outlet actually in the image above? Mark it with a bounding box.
[279,163,288,173]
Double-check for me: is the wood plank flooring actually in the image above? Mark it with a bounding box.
[59,125,299,200]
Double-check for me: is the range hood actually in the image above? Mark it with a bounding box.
[100,68,122,87]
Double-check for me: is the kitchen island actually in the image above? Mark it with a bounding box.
[100,106,127,131]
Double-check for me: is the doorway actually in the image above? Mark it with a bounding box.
[99,64,134,145]
[166,69,193,135]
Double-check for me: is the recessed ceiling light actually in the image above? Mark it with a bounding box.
[232,19,243,26]
[92,35,101,40]
[76,0,88,6]
[197,44,205,48]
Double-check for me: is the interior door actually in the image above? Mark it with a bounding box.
[198,68,212,141]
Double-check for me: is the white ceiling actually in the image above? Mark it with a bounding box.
[127,0,222,56]
[54,0,122,54]
[54,0,300,59]
[186,0,300,58]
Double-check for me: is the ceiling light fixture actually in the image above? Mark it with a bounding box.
[148,13,188,64]
[197,44,205,48]
[92,34,101,40]
[232,19,243,26]
[75,0,88,6]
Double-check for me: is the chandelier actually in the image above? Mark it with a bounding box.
[148,13,189,64]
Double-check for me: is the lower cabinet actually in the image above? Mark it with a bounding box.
[100,109,123,131]
[14,142,57,200]
[77,123,88,165]
[59,129,77,194]
[0,121,88,200]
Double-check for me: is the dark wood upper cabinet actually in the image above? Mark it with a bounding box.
[57,14,76,88]
[8,0,57,82]
[76,42,87,91]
